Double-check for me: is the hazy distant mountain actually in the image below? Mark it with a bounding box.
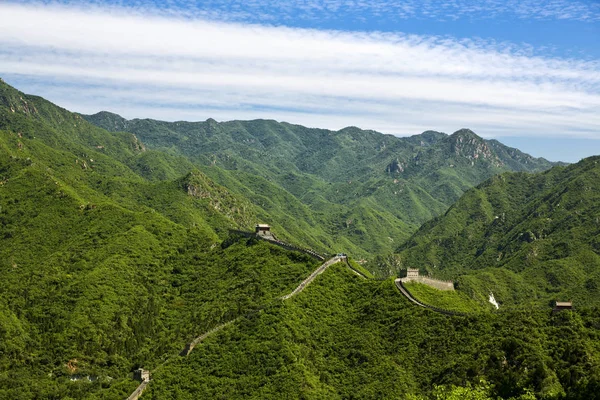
[84,112,559,256]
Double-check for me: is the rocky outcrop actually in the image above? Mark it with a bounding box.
[181,172,254,227]
[385,159,405,174]
[130,135,146,153]
[448,129,503,167]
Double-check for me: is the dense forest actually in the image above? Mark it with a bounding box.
[84,111,557,257]
[1,79,599,399]
[398,157,600,308]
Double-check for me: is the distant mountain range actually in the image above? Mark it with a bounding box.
[83,111,559,257]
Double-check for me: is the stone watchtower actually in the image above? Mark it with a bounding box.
[255,224,273,239]
[400,268,454,291]
[552,301,573,313]
[406,268,419,278]
[133,368,150,382]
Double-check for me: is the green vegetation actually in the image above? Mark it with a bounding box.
[147,264,600,399]
[397,157,600,307]
[346,258,375,279]
[403,282,492,313]
[84,113,557,257]
[0,80,320,398]
[1,79,599,399]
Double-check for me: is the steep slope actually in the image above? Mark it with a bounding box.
[0,79,322,398]
[84,112,558,257]
[0,81,598,400]
[397,157,600,307]
[148,263,600,399]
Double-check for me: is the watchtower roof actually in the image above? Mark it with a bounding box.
[555,301,572,307]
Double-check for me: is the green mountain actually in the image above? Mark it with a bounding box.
[83,112,558,258]
[0,79,322,398]
[397,157,600,307]
[2,79,598,399]
[148,263,600,400]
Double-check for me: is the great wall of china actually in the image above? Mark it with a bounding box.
[126,227,461,399]
[394,279,467,317]
[228,228,326,261]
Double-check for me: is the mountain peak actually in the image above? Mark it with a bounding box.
[337,126,364,134]
[450,128,480,139]
[92,110,125,120]
[83,111,129,132]
[445,129,499,164]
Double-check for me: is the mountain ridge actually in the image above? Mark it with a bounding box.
[397,156,600,307]
[82,108,560,257]
[1,79,600,399]
[85,111,556,168]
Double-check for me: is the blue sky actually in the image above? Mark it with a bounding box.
[0,0,599,162]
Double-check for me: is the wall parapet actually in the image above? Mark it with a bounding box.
[400,276,455,291]
[127,380,149,400]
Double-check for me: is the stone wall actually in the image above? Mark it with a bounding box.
[228,229,325,261]
[181,319,238,356]
[127,381,149,400]
[400,276,454,291]
[394,279,465,316]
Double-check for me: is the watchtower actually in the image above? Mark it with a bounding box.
[406,268,419,278]
[255,224,272,237]
[552,301,573,313]
[133,368,150,382]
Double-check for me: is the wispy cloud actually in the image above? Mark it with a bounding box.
[0,2,599,139]
[11,0,600,23]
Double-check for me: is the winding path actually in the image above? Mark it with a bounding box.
[228,229,326,261]
[179,319,240,356]
[342,257,369,279]
[176,256,343,359]
[127,380,149,400]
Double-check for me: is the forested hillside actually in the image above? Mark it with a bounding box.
[148,263,600,400]
[0,79,321,398]
[398,157,600,307]
[1,80,599,399]
[84,112,557,257]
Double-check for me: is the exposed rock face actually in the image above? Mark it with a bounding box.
[448,129,503,166]
[385,159,404,174]
[180,171,254,227]
[0,92,39,116]
[449,129,503,167]
[186,183,211,199]
[131,135,146,152]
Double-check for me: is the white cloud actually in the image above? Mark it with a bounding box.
[0,2,599,139]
